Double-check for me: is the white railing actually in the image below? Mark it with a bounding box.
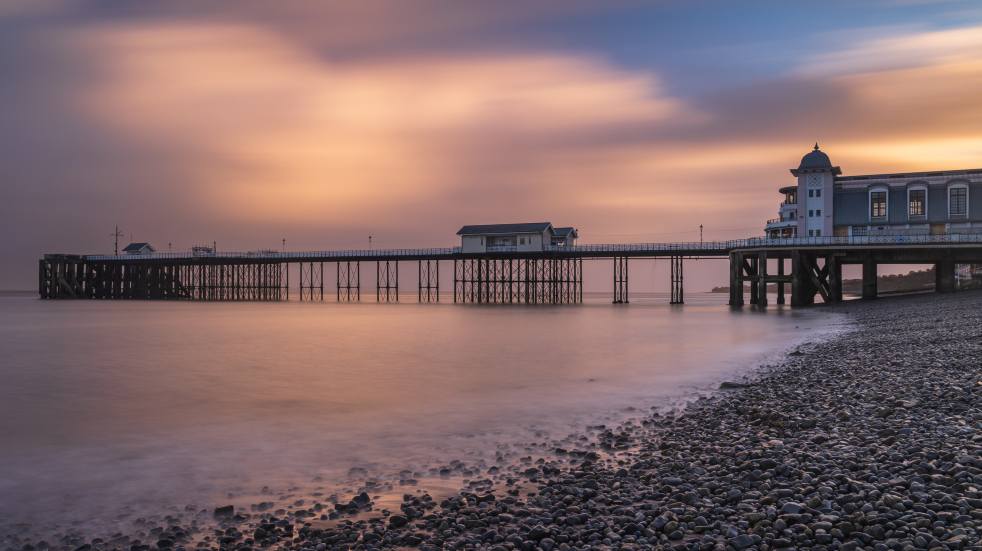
[74,233,982,261]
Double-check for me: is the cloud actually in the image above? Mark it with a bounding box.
[799,24,982,76]
[4,7,982,289]
[64,22,693,230]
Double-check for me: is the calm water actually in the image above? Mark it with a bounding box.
[0,293,843,535]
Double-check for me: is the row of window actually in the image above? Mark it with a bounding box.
[808,209,822,217]
[870,186,968,220]
[807,189,822,198]
[807,229,822,237]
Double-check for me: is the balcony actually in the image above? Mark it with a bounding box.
[765,218,797,230]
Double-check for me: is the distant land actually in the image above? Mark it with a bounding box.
[711,267,980,295]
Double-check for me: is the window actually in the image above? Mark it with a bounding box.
[815,230,821,236]
[870,191,887,219]
[852,225,868,236]
[808,209,814,217]
[519,237,526,245]
[808,190,814,198]
[816,189,822,198]
[908,189,926,217]
[816,209,822,216]
[949,186,968,218]
[807,230,813,236]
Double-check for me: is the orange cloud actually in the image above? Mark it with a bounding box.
[52,20,982,247]
[69,23,693,228]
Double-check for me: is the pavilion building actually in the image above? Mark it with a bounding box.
[765,145,982,238]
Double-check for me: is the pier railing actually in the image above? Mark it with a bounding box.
[737,233,982,249]
[83,247,461,261]
[73,233,982,262]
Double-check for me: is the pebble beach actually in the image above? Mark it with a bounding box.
[5,291,981,551]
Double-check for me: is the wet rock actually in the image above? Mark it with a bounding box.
[212,505,234,519]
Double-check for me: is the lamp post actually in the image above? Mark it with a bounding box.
[111,225,123,256]
[700,224,704,246]
[369,235,373,250]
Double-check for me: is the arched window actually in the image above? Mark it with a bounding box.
[869,187,888,220]
[948,183,969,219]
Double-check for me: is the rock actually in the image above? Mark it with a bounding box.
[780,502,806,515]
[528,524,549,541]
[213,505,234,518]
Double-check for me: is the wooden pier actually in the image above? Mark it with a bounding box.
[38,235,982,306]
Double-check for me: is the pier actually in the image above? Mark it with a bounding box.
[38,235,982,306]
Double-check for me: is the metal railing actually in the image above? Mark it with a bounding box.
[75,233,982,261]
[739,233,982,248]
[84,247,461,261]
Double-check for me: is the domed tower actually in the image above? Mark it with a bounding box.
[791,144,840,238]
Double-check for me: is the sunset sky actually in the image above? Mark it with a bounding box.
[3,1,982,289]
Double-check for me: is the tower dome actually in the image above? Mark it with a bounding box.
[798,143,832,170]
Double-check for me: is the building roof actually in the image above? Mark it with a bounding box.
[456,222,552,236]
[553,227,578,238]
[122,242,153,252]
[799,144,832,170]
[791,143,841,176]
[837,167,982,182]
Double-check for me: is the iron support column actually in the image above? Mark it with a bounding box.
[862,256,877,300]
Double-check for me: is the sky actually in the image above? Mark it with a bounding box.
[3,0,982,290]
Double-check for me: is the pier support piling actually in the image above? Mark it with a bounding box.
[377,260,399,302]
[756,252,768,307]
[418,260,439,302]
[670,255,684,304]
[337,261,360,302]
[936,256,956,293]
[613,256,629,304]
[862,256,877,300]
[776,257,786,305]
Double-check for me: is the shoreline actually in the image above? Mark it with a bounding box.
[3,293,979,550]
[267,292,980,550]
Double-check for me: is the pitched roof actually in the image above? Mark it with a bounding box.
[457,222,552,236]
[122,242,152,252]
[552,227,577,238]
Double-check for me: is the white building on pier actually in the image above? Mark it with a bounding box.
[457,222,578,253]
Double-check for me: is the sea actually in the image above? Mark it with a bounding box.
[0,292,846,537]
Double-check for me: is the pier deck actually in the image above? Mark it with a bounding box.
[39,235,982,306]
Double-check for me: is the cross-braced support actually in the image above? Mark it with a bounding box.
[299,262,324,301]
[613,256,628,304]
[670,255,684,304]
[337,261,360,302]
[418,260,439,302]
[377,260,399,302]
[452,257,581,304]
